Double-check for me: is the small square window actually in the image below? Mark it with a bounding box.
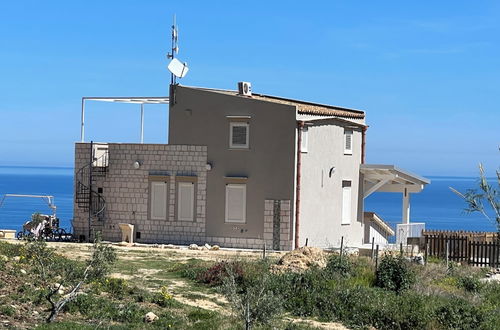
[344,130,353,155]
[230,122,249,149]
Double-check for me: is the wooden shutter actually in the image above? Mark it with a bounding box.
[341,181,351,224]
[301,127,308,152]
[178,182,194,221]
[150,181,167,220]
[225,184,246,223]
[344,130,353,155]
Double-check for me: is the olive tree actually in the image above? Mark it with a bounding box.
[24,238,116,322]
[450,163,500,233]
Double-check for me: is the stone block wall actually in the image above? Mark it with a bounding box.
[74,143,207,244]
[264,199,293,251]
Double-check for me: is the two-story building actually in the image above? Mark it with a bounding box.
[72,83,429,250]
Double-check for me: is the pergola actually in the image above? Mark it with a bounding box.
[360,164,430,225]
[80,97,170,143]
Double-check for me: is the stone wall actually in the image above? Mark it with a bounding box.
[74,143,208,244]
[73,143,294,250]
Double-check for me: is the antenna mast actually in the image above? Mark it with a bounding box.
[167,15,179,85]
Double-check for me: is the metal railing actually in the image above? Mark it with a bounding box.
[396,222,425,245]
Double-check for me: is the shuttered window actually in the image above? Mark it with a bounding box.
[344,130,353,155]
[341,180,352,224]
[178,182,194,221]
[230,122,249,148]
[301,127,308,153]
[150,181,167,220]
[225,184,246,223]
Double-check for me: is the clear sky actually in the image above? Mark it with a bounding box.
[0,1,498,176]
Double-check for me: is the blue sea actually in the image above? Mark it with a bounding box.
[0,166,497,234]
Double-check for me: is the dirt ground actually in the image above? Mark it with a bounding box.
[5,239,349,329]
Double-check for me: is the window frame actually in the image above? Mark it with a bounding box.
[177,181,195,221]
[225,183,247,223]
[148,177,169,220]
[301,126,308,153]
[229,121,250,149]
[341,180,352,225]
[344,129,353,155]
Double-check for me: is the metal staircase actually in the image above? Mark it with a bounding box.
[75,143,108,223]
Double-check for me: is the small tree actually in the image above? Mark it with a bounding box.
[24,237,116,322]
[450,163,500,233]
[221,263,282,330]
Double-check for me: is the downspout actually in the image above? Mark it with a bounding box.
[295,121,305,249]
[361,126,367,164]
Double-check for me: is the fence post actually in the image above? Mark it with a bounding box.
[371,237,375,260]
[446,240,449,269]
[262,242,266,259]
[400,242,403,256]
[339,236,344,261]
[424,238,428,266]
[375,244,379,270]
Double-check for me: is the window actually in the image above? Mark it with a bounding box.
[341,180,352,225]
[301,127,308,153]
[150,181,167,220]
[230,122,249,149]
[177,182,194,221]
[344,130,353,155]
[225,184,246,223]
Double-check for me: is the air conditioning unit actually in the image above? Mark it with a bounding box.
[238,82,252,96]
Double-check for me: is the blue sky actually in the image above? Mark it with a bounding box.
[0,1,498,176]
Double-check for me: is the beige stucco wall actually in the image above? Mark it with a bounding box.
[298,121,365,248]
[169,86,297,243]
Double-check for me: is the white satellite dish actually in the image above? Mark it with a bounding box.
[168,58,189,78]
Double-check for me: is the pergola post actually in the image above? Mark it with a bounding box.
[402,187,410,224]
[140,103,144,143]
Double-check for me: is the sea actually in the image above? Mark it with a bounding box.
[0,166,497,235]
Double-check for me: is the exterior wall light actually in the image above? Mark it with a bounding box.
[133,161,141,169]
[206,163,213,171]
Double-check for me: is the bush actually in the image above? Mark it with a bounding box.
[376,255,415,293]
[325,254,352,277]
[152,285,175,307]
[436,299,486,329]
[458,275,482,293]
[197,261,244,286]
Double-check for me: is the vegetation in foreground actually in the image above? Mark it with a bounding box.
[1,240,500,329]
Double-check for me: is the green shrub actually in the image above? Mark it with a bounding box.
[436,299,486,329]
[0,305,15,317]
[376,255,415,293]
[152,285,175,307]
[0,241,23,258]
[458,275,482,293]
[325,255,352,277]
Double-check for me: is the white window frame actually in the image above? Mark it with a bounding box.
[225,183,247,223]
[341,180,352,225]
[344,130,353,155]
[177,182,195,221]
[301,127,308,153]
[229,122,249,149]
[150,181,168,220]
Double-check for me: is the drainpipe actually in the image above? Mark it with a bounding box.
[361,126,367,164]
[295,121,305,249]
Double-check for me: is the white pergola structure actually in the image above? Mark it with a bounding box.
[80,97,170,143]
[361,164,430,224]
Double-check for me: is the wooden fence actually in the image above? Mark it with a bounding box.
[424,233,500,267]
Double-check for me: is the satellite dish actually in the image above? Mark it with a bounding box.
[167,58,189,78]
